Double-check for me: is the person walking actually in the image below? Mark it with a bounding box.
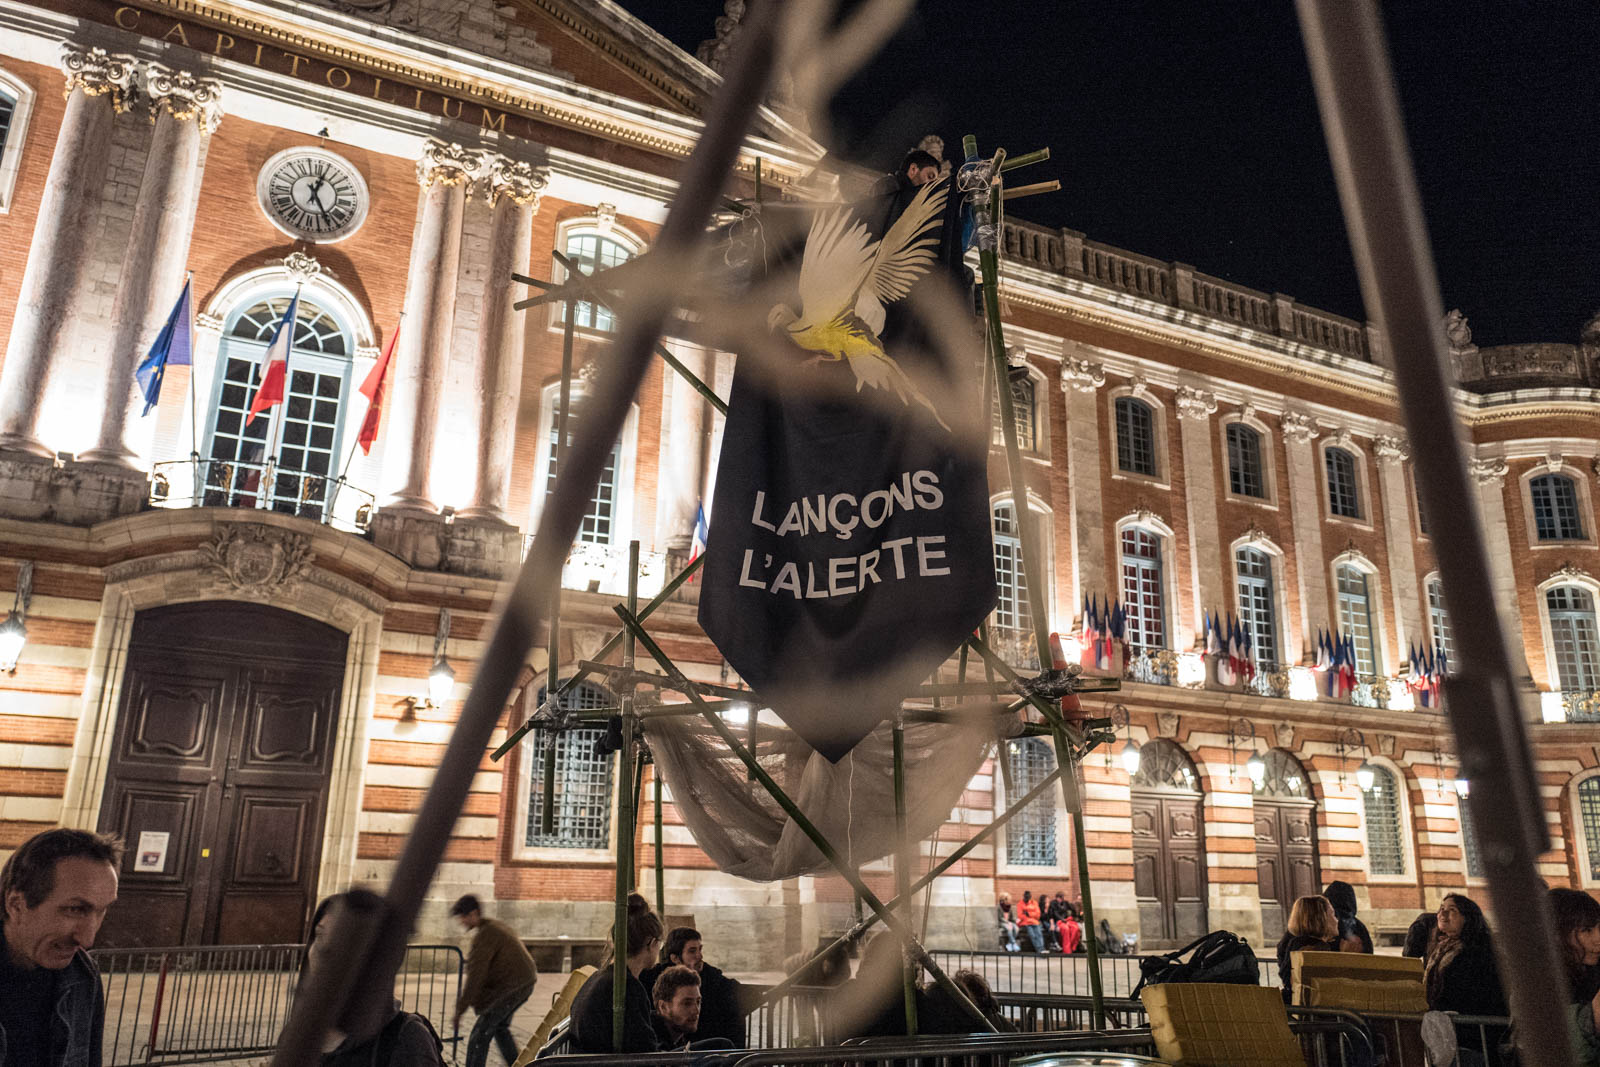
[1016,891,1044,953]
[449,895,538,1067]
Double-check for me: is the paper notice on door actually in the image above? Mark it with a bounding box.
[134,830,170,873]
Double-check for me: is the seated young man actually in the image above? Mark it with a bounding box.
[640,926,750,1047]
[650,965,702,1051]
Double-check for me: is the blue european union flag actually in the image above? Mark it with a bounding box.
[135,279,194,416]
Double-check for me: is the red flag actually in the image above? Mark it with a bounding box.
[356,322,399,454]
[245,292,299,427]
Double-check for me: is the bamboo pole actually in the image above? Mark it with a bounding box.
[611,540,641,1050]
[892,715,918,1036]
[1295,2,1570,1059]
[654,768,665,918]
[613,604,996,1034]
[541,304,578,835]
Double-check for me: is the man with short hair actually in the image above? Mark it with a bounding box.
[639,927,749,1047]
[899,148,941,189]
[649,964,702,1050]
[1,827,123,1067]
[450,894,538,1067]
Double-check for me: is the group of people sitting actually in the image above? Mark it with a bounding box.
[996,889,1083,953]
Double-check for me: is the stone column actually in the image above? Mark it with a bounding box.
[655,340,711,556]
[380,140,475,513]
[0,46,135,456]
[1175,386,1221,647]
[80,63,222,468]
[1374,435,1423,657]
[1281,410,1327,659]
[1468,456,1532,680]
[1061,355,1107,611]
[458,158,545,523]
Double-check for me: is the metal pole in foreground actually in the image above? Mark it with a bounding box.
[542,304,577,834]
[612,539,640,1051]
[1294,2,1571,1062]
[267,6,780,1059]
[892,715,918,1037]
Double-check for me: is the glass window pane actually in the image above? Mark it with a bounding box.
[992,504,1029,635]
[1581,778,1600,882]
[1227,423,1265,498]
[1236,548,1277,664]
[1115,398,1157,477]
[1337,565,1380,676]
[1458,795,1483,879]
[1362,767,1406,875]
[1005,738,1057,867]
[526,681,616,849]
[1428,578,1455,664]
[991,377,1037,451]
[1548,585,1600,692]
[1531,474,1585,541]
[545,401,623,545]
[561,232,632,332]
[1325,447,1361,518]
[1121,527,1165,653]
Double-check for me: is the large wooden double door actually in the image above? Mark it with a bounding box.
[96,603,347,948]
[1131,790,1208,948]
[1254,800,1322,942]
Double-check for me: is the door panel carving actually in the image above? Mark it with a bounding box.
[1131,790,1207,949]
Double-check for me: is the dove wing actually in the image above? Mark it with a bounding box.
[794,206,876,327]
[854,178,950,334]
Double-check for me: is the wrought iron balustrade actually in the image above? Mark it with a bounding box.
[149,457,375,533]
[1245,660,1293,699]
[1124,647,1179,687]
[1350,675,1389,709]
[520,535,669,598]
[1561,689,1600,722]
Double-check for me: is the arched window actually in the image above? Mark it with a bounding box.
[1578,777,1600,882]
[1458,795,1483,879]
[1427,577,1455,663]
[1336,564,1380,676]
[1120,527,1166,653]
[1004,737,1058,867]
[0,67,34,212]
[1530,473,1586,541]
[206,295,353,517]
[1253,749,1312,798]
[1235,547,1278,665]
[1325,446,1361,518]
[0,86,15,167]
[992,502,1031,635]
[1362,765,1406,875]
[561,231,633,331]
[1226,423,1266,498]
[1130,739,1200,792]
[1115,397,1157,477]
[525,680,617,849]
[992,376,1037,451]
[1548,585,1600,693]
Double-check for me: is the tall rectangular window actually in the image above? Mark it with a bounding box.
[1458,795,1483,879]
[1236,548,1278,664]
[1227,423,1266,498]
[1325,447,1361,518]
[526,681,616,849]
[1337,565,1380,676]
[562,233,631,331]
[0,93,13,160]
[1121,527,1166,653]
[1005,738,1058,867]
[991,377,1037,451]
[1362,766,1406,876]
[1530,474,1586,541]
[1115,398,1157,477]
[1427,578,1455,663]
[1548,585,1600,693]
[544,402,622,545]
[992,504,1030,634]
[1581,778,1600,881]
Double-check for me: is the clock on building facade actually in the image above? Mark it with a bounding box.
[255,147,370,243]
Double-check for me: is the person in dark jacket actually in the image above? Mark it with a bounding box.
[1402,911,1437,958]
[639,927,751,1047]
[449,895,537,1067]
[1324,880,1374,954]
[1,828,123,1067]
[1425,894,1507,1015]
[649,965,702,1050]
[1275,895,1342,1003]
[569,895,663,1054]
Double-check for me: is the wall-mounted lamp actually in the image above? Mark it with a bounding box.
[0,562,33,674]
[1336,727,1375,792]
[1227,717,1258,786]
[1106,705,1140,775]
[427,608,455,707]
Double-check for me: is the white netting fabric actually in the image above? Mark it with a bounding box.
[642,711,994,882]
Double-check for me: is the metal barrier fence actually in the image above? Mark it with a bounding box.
[1296,1006,1513,1067]
[927,948,1281,997]
[93,943,464,1066]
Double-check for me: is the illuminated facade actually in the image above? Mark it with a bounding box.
[0,0,1596,965]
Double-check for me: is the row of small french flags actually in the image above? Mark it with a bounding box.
[132,280,398,455]
[1204,611,1256,686]
[1079,594,1128,671]
[1406,643,1449,708]
[1312,628,1359,699]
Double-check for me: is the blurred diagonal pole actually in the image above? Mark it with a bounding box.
[267,3,781,1060]
[1296,2,1572,1061]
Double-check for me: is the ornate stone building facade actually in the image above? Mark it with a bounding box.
[0,0,1597,967]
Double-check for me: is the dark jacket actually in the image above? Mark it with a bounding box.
[639,961,748,1048]
[320,1011,443,1067]
[1275,933,1339,1002]
[456,918,537,1016]
[1427,941,1508,1016]
[569,967,658,1054]
[1324,881,1374,954]
[0,939,104,1067]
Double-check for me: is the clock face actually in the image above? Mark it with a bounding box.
[256,148,370,243]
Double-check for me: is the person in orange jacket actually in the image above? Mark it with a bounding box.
[1016,890,1044,953]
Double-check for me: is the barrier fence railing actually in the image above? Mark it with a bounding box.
[927,948,1281,997]
[93,943,464,1066]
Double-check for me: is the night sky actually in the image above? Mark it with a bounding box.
[617,1,1600,348]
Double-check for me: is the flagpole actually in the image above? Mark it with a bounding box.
[327,311,402,526]
[261,284,302,510]
[182,272,202,506]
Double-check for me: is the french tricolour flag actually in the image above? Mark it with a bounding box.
[246,292,299,427]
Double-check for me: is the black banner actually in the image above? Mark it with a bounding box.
[698,175,996,761]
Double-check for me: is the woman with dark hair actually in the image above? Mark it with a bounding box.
[1274,895,1341,1003]
[1424,894,1507,1015]
[303,891,445,1066]
[569,894,664,1053]
[1324,880,1374,954]
[1551,888,1600,1004]
[1402,911,1437,958]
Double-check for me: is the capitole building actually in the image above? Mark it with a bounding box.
[0,0,1598,969]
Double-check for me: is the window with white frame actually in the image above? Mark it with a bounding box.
[1427,577,1455,663]
[1458,795,1483,879]
[1548,585,1600,693]
[0,68,34,213]
[543,395,624,545]
[991,376,1037,451]
[0,88,14,169]
[1336,564,1380,676]
[1325,446,1362,519]
[1362,764,1406,875]
[525,680,616,849]
[1115,397,1157,477]
[1236,547,1278,664]
[1530,473,1586,541]
[1226,423,1267,499]
[206,296,351,517]
[1120,527,1166,653]
[559,231,633,331]
[1579,777,1600,883]
[992,502,1031,635]
[1004,737,1057,867]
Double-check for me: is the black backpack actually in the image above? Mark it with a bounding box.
[1131,931,1260,995]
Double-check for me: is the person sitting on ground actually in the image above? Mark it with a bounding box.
[639,927,749,1047]
[449,894,538,1067]
[1048,891,1083,954]
[649,965,702,1051]
[1554,887,1600,1005]
[1324,880,1374,954]
[1425,893,1507,1016]
[1016,890,1044,953]
[1275,895,1344,1003]
[569,894,663,1054]
[306,890,444,1066]
[830,931,919,1040]
[1403,911,1437,958]
[0,828,123,1067]
[996,893,1021,952]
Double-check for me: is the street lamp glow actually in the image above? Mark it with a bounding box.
[1120,740,1142,775]
[1246,752,1266,788]
[1454,777,1470,798]
[1356,761,1377,793]
[0,610,26,674]
[427,655,455,706]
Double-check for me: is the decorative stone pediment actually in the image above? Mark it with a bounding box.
[1327,426,1355,451]
[1541,451,1567,473]
[1175,386,1218,421]
[1280,410,1316,443]
[1060,359,1105,393]
[1241,522,1271,546]
[1373,435,1409,464]
[1129,374,1152,401]
[1551,561,1596,584]
[1155,711,1180,739]
[1468,456,1509,485]
[200,523,314,593]
[1377,734,1396,757]
[1274,723,1295,750]
[594,203,618,233]
[283,251,322,286]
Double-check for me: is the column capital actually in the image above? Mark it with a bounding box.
[1373,434,1409,465]
[143,62,224,133]
[1174,386,1218,420]
[485,156,550,208]
[1280,410,1317,443]
[416,139,478,188]
[60,45,135,110]
[1059,357,1105,393]
[1468,455,1509,485]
